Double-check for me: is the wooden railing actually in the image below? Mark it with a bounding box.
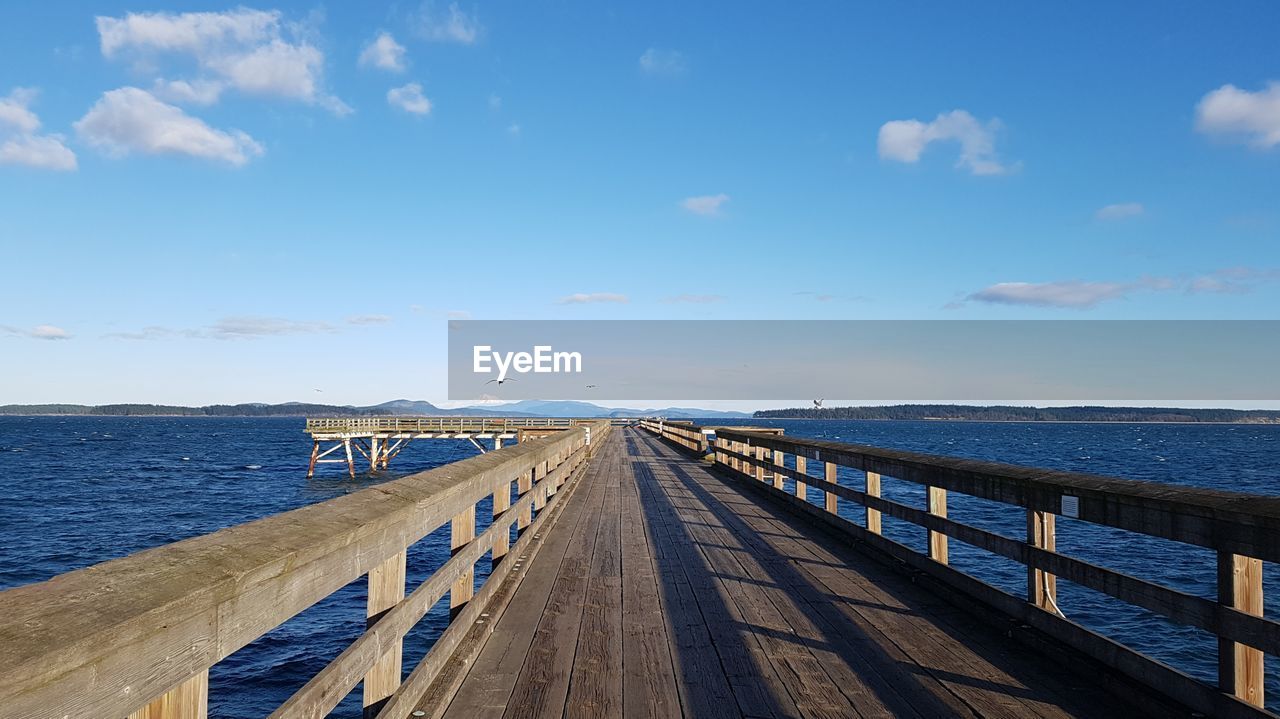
[640,420,1280,718]
[304,416,593,434]
[0,421,609,719]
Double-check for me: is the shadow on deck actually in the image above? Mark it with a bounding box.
[439,427,1172,719]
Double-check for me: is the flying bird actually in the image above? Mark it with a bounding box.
[813,399,824,409]
[586,384,597,389]
[485,378,517,385]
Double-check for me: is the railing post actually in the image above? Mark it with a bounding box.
[824,462,838,513]
[492,478,511,567]
[517,468,533,532]
[363,550,406,715]
[1027,510,1057,611]
[755,445,767,483]
[450,506,476,618]
[795,455,807,501]
[865,472,881,534]
[927,486,948,564]
[533,460,548,513]
[1219,552,1264,707]
[127,670,208,719]
[772,450,785,490]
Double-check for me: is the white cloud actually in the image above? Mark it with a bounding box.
[2,324,71,340]
[968,281,1135,308]
[488,94,502,110]
[878,110,1014,175]
[1,134,77,171]
[95,9,348,115]
[446,309,472,319]
[151,79,223,105]
[0,88,77,171]
[639,48,686,76]
[415,2,481,44]
[359,32,407,73]
[963,268,1280,310]
[1096,202,1144,220]
[210,315,333,338]
[387,83,432,115]
[0,88,41,133]
[75,87,264,166]
[1196,82,1280,149]
[680,193,730,216]
[557,293,629,305]
[507,122,521,136]
[1186,267,1280,295]
[346,314,392,325]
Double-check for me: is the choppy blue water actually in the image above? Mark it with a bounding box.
[2,416,1278,715]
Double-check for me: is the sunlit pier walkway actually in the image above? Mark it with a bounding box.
[2,421,1276,718]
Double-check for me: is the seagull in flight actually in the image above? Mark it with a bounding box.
[813,398,824,409]
[486,378,517,385]
[586,384,597,389]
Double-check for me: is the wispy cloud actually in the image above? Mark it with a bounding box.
[346,314,392,325]
[639,48,686,76]
[507,122,521,136]
[0,88,77,171]
[1196,81,1280,149]
[1096,202,1144,221]
[2,324,71,340]
[75,87,263,166]
[446,309,472,319]
[558,293,629,305]
[967,280,1144,309]
[415,2,481,44]
[488,94,501,110]
[960,268,1280,309]
[680,193,730,216]
[663,294,725,304]
[387,83,432,115]
[359,31,407,73]
[210,316,334,339]
[95,8,350,115]
[878,110,1015,175]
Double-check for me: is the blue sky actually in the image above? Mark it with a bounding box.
[1,1,1278,407]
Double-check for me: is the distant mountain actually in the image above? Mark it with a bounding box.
[754,404,1280,423]
[459,400,750,419]
[0,399,748,418]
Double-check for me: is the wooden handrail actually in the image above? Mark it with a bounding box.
[639,420,1275,718]
[0,421,610,719]
[302,416,601,434]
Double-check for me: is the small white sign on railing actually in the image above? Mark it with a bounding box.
[1061,495,1080,518]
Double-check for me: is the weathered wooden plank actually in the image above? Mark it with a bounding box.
[439,448,601,719]
[127,670,208,719]
[364,550,406,716]
[618,444,681,719]
[1219,552,1264,708]
[566,442,623,719]
[498,447,610,718]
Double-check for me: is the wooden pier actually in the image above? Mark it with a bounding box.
[303,416,610,478]
[2,419,1279,718]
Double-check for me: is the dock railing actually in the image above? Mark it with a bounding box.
[641,419,1279,718]
[304,416,590,434]
[0,421,609,719]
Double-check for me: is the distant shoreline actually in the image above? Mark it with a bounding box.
[754,404,1280,424]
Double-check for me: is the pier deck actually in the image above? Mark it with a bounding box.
[6,419,1277,719]
[440,428,1153,719]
